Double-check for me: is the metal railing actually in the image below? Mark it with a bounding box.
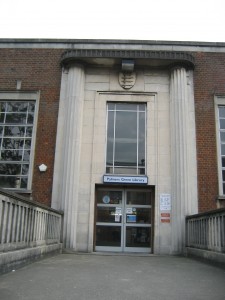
[0,189,63,253]
[186,208,225,253]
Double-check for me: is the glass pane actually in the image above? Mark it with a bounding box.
[114,142,137,166]
[5,113,27,124]
[107,103,115,110]
[96,191,122,204]
[96,226,121,247]
[115,111,137,166]
[106,111,114,166]
[28,102,35,112]
[0,176,19,188]
[0,163,21,175]
[113,167,137,175]
[106,166,112,173]
[220,119,225,129]
[0,102,6,113]
[0,127,3,136]
[138,167,145,175]
[22,164,29,175]
[27,114,34,124]
[219,107,225,118]
[138,104,146,112]
[23,150,30,161]
[126,208,151,224]
[116,111,137,139]
[222,157,225,168]
[0,150,23,161]
[26,127,33,137]
[126,227,151,248]
[220,132,225,142]
[222,170,225,181]
[116,103,138,111]
[7,102,28,112]
[223,183,225,195]
[0,113,5,123]
[2,138,24,149]
[138,112,145,168]
[126,191,151,205]
[221,144,225,155]
[4,126,26,137]
[21,177,28,189]
[97,207,122,223]
[25,139,32,149]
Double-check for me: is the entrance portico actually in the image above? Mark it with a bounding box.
[51,44,198,254]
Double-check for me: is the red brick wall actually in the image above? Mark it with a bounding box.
[0,48,63,206]
[193,52,225,212]
[1,47,225,212]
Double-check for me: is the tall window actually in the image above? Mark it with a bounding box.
[106,103,146,175]
[218,106,225,194]
[0,98,37,190]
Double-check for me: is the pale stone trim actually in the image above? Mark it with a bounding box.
[170,67,198,253]
[51,65,85,250]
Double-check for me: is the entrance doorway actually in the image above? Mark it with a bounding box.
[95,188,153,253]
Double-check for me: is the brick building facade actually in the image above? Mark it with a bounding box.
[0,39,225,254]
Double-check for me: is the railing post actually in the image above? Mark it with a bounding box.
[186,208,225,253]
[0,189,63,253]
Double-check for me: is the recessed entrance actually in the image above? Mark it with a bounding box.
[95,187,153,253]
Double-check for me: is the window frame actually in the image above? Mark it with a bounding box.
[215,96,225,196]
[106,102,147,175]
[0,91,39,192]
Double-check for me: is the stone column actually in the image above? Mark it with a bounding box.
[52,64,85,249]
[170,66,198,253]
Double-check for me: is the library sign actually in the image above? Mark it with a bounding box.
[103,175,148,184]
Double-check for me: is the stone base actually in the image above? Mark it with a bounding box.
[185,247,225,268]
[0,243,63,274]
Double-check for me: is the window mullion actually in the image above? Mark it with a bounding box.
[137,107,139,175]
[113,109,116,174]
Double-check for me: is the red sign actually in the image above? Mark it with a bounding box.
[161,213,170,217]
[161,219,170,223]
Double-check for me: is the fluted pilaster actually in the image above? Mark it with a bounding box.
[52,64,85,249]
[170,66,198,253]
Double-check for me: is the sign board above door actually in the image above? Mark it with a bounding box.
[103,175,148,184]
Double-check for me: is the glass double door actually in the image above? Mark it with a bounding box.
[95,188,153,253]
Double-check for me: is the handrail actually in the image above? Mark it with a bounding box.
[186,208,225,253]
[0,189,63,253]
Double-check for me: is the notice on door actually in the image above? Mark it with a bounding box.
[115,207,122,222]
[160,194,171,211]
[126,208,133,214]
[116,207,122,215]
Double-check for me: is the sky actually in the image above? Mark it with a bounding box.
[0,0,224,43]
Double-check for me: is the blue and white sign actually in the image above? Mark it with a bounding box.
[103,175,148,184]
[102,195,110,204]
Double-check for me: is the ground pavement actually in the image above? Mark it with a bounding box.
[0,253,225,300]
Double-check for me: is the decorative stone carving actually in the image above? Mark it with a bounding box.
[118,72,136,89]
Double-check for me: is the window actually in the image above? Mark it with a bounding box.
[106,103,146,175]
[0,93,38,190]
[218,105,225,194]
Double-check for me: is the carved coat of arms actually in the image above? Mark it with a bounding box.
[118,72,136,89]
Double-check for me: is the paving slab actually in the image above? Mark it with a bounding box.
[0,253,225,300]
